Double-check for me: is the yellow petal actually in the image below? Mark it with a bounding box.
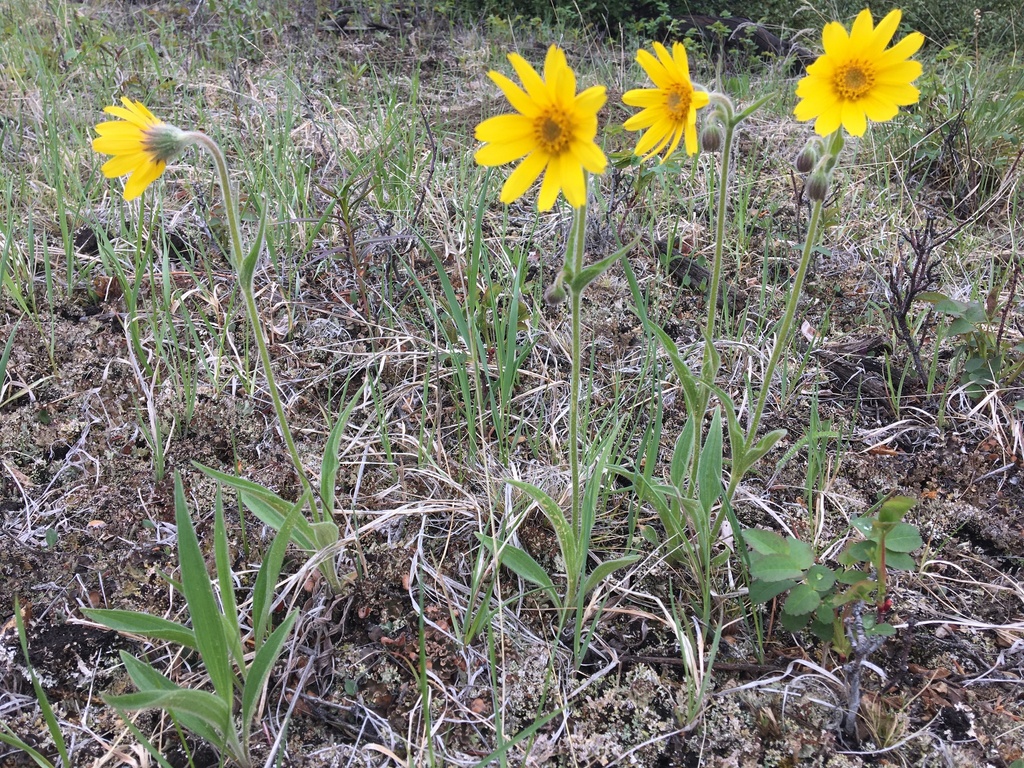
[636,48,673,90]
[840,102,867,137]
[574,84,606,116]
[623,108,659,130]
[813,109,842,137]
[537,153,564,210]
[849,9,876,45]
[622,88,662,108]
[876,32,925,67]
[508,53,548,106]
[820,20,850,57]
[571,139,607,174]
[558,153,587,207]
[489,71,540,117]
[861,94,899,123]
[474,135,536,166]
[475,113,534,143]
[101,152,147,178]
[500,151,547,204]
[869,9,902,52]
[122,159,165,200]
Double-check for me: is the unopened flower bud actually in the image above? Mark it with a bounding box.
[795,143,819,174]
[700,124,723,153]
[806,171,830,202]
[544,278,567,306]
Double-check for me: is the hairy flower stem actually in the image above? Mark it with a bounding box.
[186,131,315,506]
[745,198,823,455]
[704,120,735,359]
[568,203,587,539]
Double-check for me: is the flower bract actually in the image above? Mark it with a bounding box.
[622,41,710,162]
[794,8,924,137]
[92,98,184,200]
[474,45,607,211]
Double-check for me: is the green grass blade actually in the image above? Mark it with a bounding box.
[13,597,69,768]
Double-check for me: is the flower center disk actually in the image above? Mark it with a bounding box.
[834,62,874,100]
[535,109,571,154]
[664,85,692,122]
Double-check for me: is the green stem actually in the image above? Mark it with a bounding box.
[188,131,315,505]
[704,120,735,360]
[568,203,586,540]
[746,197,824,447]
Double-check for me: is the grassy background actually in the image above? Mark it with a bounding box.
[1,0,1023,765]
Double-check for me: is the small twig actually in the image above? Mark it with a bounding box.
[841,601,888,740]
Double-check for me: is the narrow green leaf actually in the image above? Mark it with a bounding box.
[697,408,723,515]
[13,597,68,767]
[214,489,245,672]
[746,429,787,466]
[239,489,316,551]
[81,609,197,649]
[0,727,57,768]
[669,418,695,490]
[581,554,640,598]
[105,688,231,742]
[506,479,575,566]
[242,611,298,739]
[476,534,559,607]
[173,472,234,704]
[116,653,224,748]
[253,497,304,649]
[568,236,641,291]
[320,382,366,517]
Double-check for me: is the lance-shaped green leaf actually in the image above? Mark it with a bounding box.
[477,535,560,608]
[173,472,233,705]
[81,609,197,650]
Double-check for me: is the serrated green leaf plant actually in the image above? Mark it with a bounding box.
[744,495,922,655]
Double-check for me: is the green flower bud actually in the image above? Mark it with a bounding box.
[544,277,567,306]
[806,171,830,202]
[795,143,819,174]
[700,124,723,153]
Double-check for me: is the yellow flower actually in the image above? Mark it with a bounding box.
[622,41,710,162]
[92,98,185,200]
[474,45,607,211]
[794,8,924,137]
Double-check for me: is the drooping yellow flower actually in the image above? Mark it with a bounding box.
[622,42,710,163]
[794,8,924,137]
[474,45,607,211]
[92,98,186,200]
